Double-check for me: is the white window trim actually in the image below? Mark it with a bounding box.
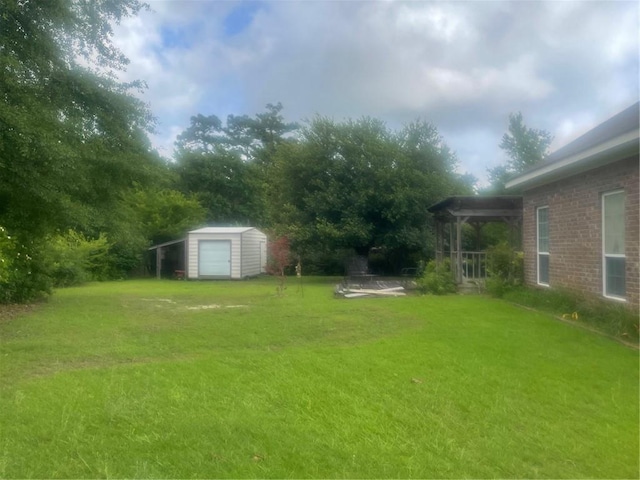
[602,190,626,301]
[536,206,550,286]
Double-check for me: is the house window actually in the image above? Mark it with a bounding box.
[537,206,549,286]
[603,191,625,299]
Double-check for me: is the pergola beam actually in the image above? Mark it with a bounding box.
[448,208,521,218]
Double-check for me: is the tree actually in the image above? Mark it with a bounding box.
[500,112,553,172]
[0,0,157,237]
[175,103,298,162]
[266,236,291,295]
[174,114,226,155]
[0,0,160,300]
[486,112,553,193]
[250,102,299,163]
[174,150,259,225]
[265,117,469,273]
[173,104,298,225]
[126,188,207,245]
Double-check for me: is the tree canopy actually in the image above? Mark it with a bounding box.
[265,116,473,273]
[0,0,159,237]
[485,112,553,193]
[173,103,299,226]
[0,0,179,300]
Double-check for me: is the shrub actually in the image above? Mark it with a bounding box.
[484,276,509,298]
[485,242,523,297]
[267,236,291,295]
[0,227,52,304]
[297,248,354,276]
[417,259,456,295]
[47,230,111,287]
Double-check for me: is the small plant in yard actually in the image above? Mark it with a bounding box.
[417,258,456,295]
[266,236,291,295]
[485,241,523,297]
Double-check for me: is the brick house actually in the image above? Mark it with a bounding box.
[506,102,639,310]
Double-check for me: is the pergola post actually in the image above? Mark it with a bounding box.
[449,220,455,267]
[456,217,462,283]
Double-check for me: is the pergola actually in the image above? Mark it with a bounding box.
[427,196,523,283]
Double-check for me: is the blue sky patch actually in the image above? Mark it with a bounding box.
[223,1,265,37]
[160,25,194,49]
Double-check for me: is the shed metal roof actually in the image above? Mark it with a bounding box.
[188,227,259,234]
[148,227,265,251]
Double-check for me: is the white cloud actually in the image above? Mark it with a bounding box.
[419,55,553,107]
[108,0,639,180]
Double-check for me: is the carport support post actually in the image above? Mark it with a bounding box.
[156,246,162,280]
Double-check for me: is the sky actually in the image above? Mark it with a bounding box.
[112,0,639,186]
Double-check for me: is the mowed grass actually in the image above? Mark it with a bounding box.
[0,278,638,479]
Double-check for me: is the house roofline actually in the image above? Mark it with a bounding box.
[505,129,639,191]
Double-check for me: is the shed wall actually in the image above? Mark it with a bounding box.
[522,155,639,310]
[240,229,267,277]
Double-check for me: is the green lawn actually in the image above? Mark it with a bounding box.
[1,278,638,479]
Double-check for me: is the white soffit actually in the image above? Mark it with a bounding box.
[506,129,639,190]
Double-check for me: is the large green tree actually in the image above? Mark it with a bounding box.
[266,117,471,273]
[0,0,163,300]
[125,187,207,245]
[173,104,298,225]
[0,0,158,238]
[479,113,553,251]
[486,112,553,193]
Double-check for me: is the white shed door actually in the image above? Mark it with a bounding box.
[198,240,231,277]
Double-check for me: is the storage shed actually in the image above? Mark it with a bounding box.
[149,227,268,280]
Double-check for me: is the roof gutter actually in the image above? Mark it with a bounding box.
[505,129,639,191]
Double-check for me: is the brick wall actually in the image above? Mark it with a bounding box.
[522,155,639,310]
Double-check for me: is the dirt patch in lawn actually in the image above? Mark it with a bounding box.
[186,304,248,310]
[0,303,40,323]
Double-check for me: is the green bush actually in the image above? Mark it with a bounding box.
[0,227,52,304]
[484,276,509,298]
[47,230,111,287]
[485,242,523,297]
[417,259,456,295]
[0,227,117,303]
